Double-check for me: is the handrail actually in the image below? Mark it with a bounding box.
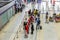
[0,1,12,2]
[9,3,32,40]
[0,1,15,15]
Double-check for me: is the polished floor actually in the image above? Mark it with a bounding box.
[0,3,60,40]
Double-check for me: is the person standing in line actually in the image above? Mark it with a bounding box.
[25,23,29,38]
[23,18,27,30]
[20,3,22,12]
[23,18,28,38]
[28,9,31,17]
[14,1,17,14]
[37,11,40,18]
[33,9,38,19]
[31,23,34,34]
[16,1,19,13]
[18,2,22,12]
[36,17,40,30]
[27,18,31,34]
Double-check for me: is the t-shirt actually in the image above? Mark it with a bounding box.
[25,24,29,33]
[28,19,31,25]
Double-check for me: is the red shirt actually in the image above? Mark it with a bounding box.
[25,24,29,33]
[30,16,34,22]
[28,18,31,25]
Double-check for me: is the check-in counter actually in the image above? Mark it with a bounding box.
[0,16,3,30]
[0,1,15,30]
[1,11,8,26]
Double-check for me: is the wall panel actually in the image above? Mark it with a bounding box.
[1,11,8,26]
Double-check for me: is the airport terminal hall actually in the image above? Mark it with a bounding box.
[0,0,60,40]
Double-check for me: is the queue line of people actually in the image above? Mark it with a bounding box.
[23,9,41,38]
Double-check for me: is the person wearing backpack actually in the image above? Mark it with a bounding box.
[36,17,40,30]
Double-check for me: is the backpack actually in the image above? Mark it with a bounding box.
[37,18,40,25]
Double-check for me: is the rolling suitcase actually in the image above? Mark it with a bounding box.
[40,25,42,30]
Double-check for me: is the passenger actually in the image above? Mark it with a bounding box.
[16,2,19,12]
[14,1,18,14]
[31,10,34,16]
[34,9,38,18]
[25,23,29,38]
[30,15,34,22]
[23,18,27,30]
[37,11,40,18]
[28,9,31,17]
[28,19,31,25]
[27,19,31,34]
[34,9,36,16]
[23,18,28,38]
[31,23,34,34]
[46,12,48,23]
[18,4,20,12]
[36,17,40,30]
[19,3,22,12]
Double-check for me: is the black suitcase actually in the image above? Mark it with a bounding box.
[40,26,42,30]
